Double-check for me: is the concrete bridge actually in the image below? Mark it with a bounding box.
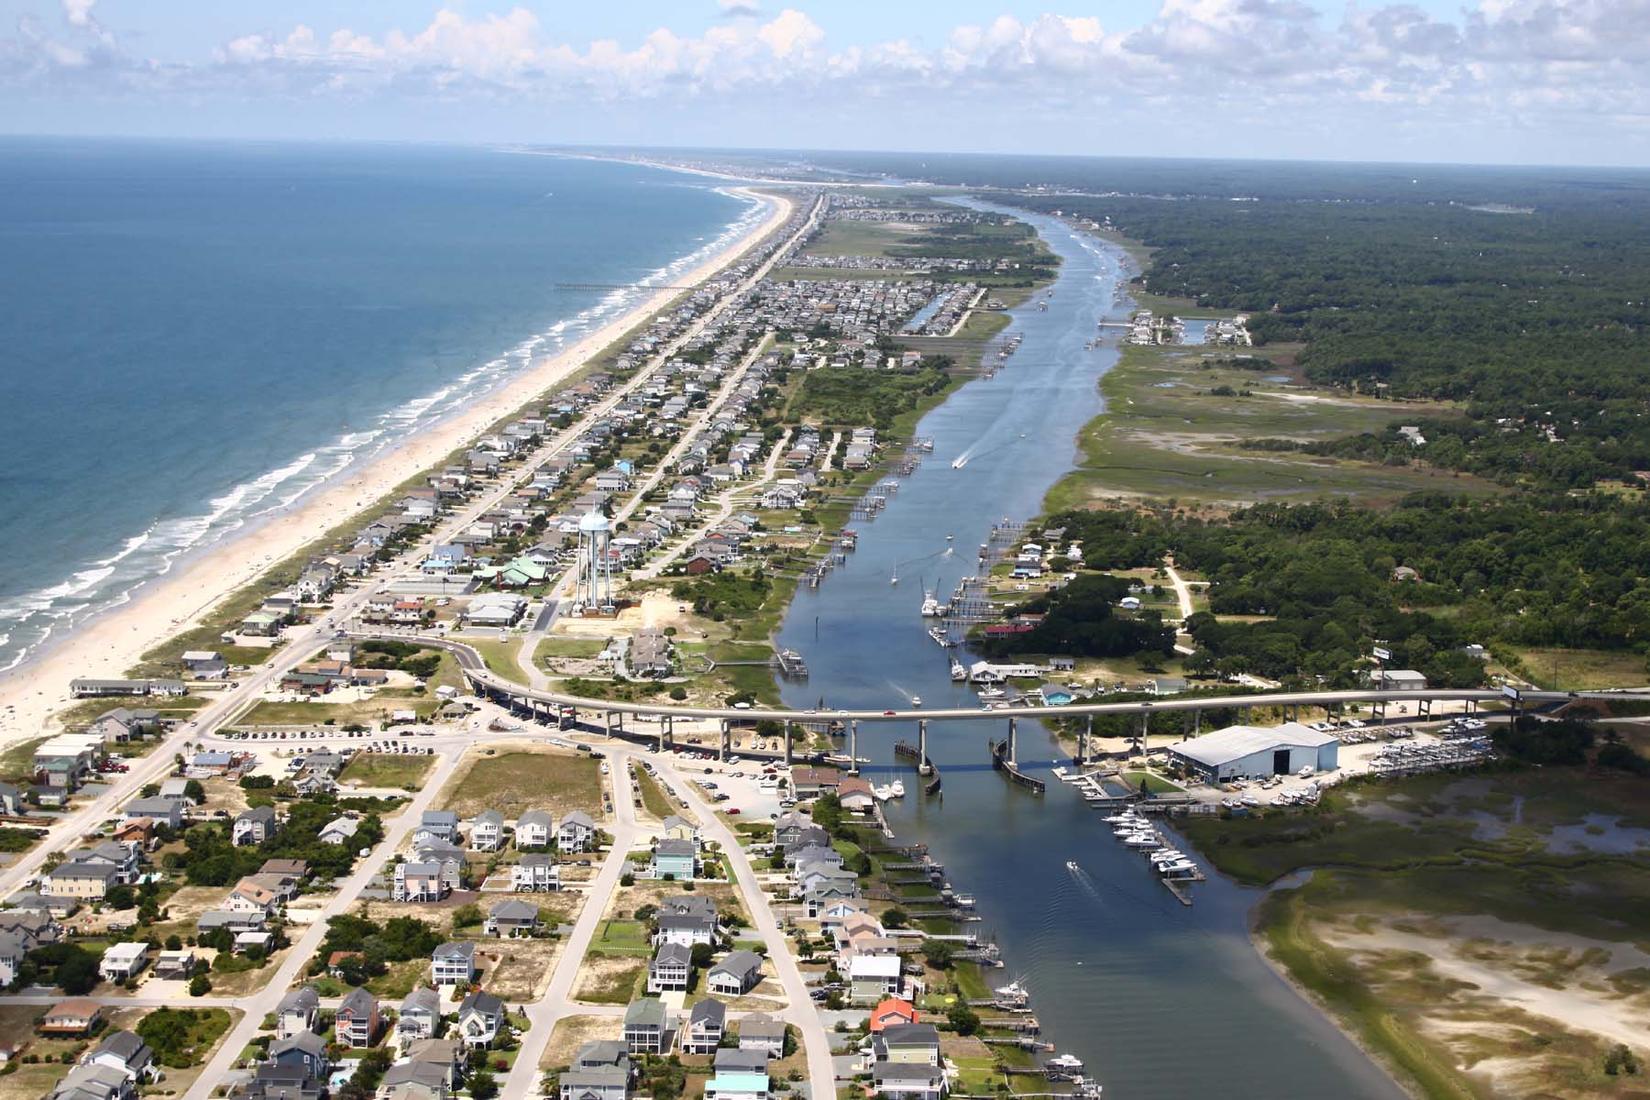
[355,631,1644,773]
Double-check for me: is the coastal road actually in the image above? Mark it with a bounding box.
[179,745,460,1100]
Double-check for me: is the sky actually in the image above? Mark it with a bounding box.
[5,0,1650,166]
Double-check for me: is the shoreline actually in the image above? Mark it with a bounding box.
[0,185,793,749]
[1246,885,1427,1100]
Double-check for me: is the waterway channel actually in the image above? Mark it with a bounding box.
[773,200,1405,1100]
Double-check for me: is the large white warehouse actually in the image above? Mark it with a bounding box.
[1169,721,1340,783]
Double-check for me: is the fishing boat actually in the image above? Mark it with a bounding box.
[949,659,967,681]
[930,627,955,648]
[977,687,1007,701]
[888,780,906,798]
[920,592,942,617]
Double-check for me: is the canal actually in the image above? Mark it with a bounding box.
[773,200,1405,1100]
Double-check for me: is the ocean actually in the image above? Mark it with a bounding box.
[0,138,756,674]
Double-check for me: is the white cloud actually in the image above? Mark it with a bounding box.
[7,2,1650,155]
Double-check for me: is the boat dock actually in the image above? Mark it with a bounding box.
[989,737,1046,794]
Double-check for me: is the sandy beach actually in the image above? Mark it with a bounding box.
[0,185,793,752]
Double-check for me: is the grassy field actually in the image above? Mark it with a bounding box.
[1508,647,1648,690]
[337,752,435,790]
[575,956,648,1004]
[439,748,604,820]
[539,637,608,659]
[1044,342,1501,512]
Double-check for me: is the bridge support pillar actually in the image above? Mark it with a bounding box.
[1194,708,1202,736]
[1466,698,1477,715]
[1078,716,1092,766]
[1140,711,1150,758]
[720,720,731,762]
[1374,698,1387,724]
[1419,699,1431,720]
[604,710,613,739]
[849,721,860,775]
[918,719,929,774]
[1007,717,1018,767]
[659,716,668,753]
[783,722,793,766]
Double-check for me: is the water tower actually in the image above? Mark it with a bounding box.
[575,510,614,612]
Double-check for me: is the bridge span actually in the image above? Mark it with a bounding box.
[353,631,1645,770]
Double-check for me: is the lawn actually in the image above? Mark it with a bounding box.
[338,753,435,790]
[585,918,653,958]
[539,638,608,659]
[1120,770,1184,795]
[439,748,604,821]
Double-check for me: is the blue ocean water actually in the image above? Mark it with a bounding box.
[0,138,755,673]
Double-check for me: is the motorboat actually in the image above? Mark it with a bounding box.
[910,696,922,709]
[1122,833,1162,849]
[889,780,906,798]
[873,784,894,800]
[995,979,1031,1005]
[1102,811,1136,824]
[949,659,967,682]
[1159,859,1201,878]
[1045,1054,1085,1079]
[1065,860,1081,872]
[920,593,943,617]
[977,687,1007,701]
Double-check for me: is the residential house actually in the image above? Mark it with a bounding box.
[653,895,719,948]
[679,999,726,1056]
[704,1069,769,1100]
[181,651,229,679]
[0,782,20,816]
[869,998,919,1033]
[398,987,442,1042]
[318,814,361,850]
[707,950,763,997]
[484,899,540,938]
[872,1023,946,1100]
[557,811,595,852]
[649,838,696,881]
[430,942,476,986]
[43,861,119,902]
[225,878,281,917]
[47,1064,136,1100]
[558,1041,632,1100]
[39,999,104,1036]
[275,987,320,1040]
[393,861,448,903]
[736,1012,786,1057]
[266,1032,329,1081]
[514,809,553,849]
[81,1030,155,1085]
[647,943,692,994]
[98,942,148,984]
[623,998,670,1055]
[456,991,505,1049]
[122,796,185,830]
[468,810,504,852]
[416,810,459,845]
[233,806,278,846]
[511,852,560,893]
[0,931,26,987]
[333,987,379,1048]
[848,954,903,1003]
[659,815,699,846]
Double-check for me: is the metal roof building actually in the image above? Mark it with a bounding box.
[1168,721,1339,783]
